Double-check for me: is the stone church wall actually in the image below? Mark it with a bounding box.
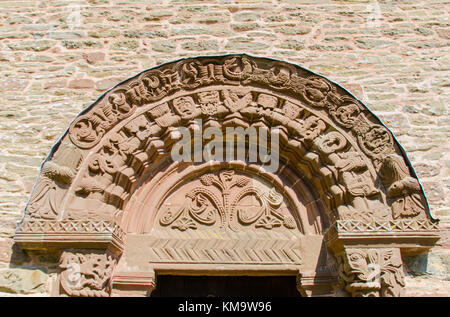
[0,0,448,296]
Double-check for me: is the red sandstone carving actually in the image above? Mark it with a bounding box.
[14,55,439,297]
[159,170,296,232]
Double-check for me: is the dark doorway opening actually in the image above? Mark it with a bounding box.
[151,275,300,297]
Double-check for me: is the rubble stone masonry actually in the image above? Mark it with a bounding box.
[0,0,448,296]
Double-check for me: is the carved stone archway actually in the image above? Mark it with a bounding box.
[14,54,439,297]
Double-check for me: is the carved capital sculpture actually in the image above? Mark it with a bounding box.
[336,248,405,297]
[15,55,439,297]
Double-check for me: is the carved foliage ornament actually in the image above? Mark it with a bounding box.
[59,250,116,297]
[159,170,296,232]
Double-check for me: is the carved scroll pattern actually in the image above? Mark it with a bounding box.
[315,131,390,221]
[337,248,405,297]
[59,250,116,297]
[159,170,297,232]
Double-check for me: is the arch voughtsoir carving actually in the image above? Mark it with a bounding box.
[14,55,439,297]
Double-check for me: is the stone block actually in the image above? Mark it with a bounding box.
[0,269,48,294]
[355,38,396,49]
[233,12,261,22]
[46,31,84,39]
[61,40,103,49]
[225,38,269,50]
[7,40,54,51]
[421,181,446,203]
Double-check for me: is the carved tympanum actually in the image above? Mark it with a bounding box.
[159,170,297,232]
[59,250,116,297]
[315,131,390,222]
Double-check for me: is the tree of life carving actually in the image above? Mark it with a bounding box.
[159,170,296,232]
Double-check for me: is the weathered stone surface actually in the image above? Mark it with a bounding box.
[233,12,261,22]
[225,38,269,50]
[95,77,123,91]
[0,78,29,92]
[0,269,48,294]
[436,28,450,40]
[276,39,305,51]
[68,79,95,89]
[0,0,447,298]
[355,39,396,49]
[62,40,103,49]
[275,25,311,35]
[81,52,104,65]
[0,238,13,263]
[414,163,441,178]
[405,276,450,297]
[111,40,139,50]
[231,23,260,32]
[181,40,219,51]
[7,41,54,51]
[151,40,176,53]
[46,32,84,39]
[88,30,121,38]
[421,181,446,204]
[427,251,450,278]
